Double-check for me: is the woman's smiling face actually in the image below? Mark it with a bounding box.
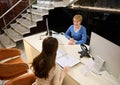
[73,18,81,29]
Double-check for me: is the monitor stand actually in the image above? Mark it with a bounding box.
[91,56,105,75]
[46,30,52,36]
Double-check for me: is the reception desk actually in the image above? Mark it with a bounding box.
[23,31,119,85]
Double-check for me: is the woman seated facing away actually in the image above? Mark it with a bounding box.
[65,14,87,45]
[31,37,69,85]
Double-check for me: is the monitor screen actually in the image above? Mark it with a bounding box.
[89,32,120,78]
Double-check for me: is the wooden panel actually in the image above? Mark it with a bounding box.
[0,0,29,31]
[4,0,29,23]
[0,0,10,16]
[0,18,4,33]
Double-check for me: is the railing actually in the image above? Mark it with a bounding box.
[0,0,22,19]
[0,0,37,33]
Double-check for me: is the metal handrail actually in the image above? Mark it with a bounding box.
[0,0,22,19]
[0,0,37,31]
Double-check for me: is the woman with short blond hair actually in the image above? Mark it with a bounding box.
[65,14,87,45]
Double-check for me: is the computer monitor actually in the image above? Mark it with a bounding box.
[89,32,120,79]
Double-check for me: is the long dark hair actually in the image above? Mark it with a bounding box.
[32,37,58,79]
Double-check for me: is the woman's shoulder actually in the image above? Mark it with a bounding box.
[68,25,74,30]
[54,64,61,72]
[50,64,59,74]
[81,25,86,29]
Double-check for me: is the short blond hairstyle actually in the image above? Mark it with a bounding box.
[73,14,83,22]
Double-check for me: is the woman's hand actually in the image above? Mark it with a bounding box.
[68,38,75,45]
[63,66,71,73]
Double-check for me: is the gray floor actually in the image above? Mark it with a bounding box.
[16,40,27,63]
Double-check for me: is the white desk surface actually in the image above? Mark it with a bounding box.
[23,31,119,85]
[23,31,80,57]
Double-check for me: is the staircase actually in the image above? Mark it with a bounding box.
[0,0,74,48]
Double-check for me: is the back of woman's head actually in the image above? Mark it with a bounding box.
[32,37,58,79]
[42,37,58,55]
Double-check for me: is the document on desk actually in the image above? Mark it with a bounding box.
[52,34,69,45]
[56,49,67,58]
[56,55,80,68]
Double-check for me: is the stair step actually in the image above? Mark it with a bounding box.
[37,0,54,4]
[4,28,23,42]
[32,3,54,10]
[21,13,43,22]
[10,23,30,35]
[37,1,54,6]
[16,18,37,29]
[27,8,48,16]
[37,0,70,7]
[0,34,16,48]
[52,1,67,7]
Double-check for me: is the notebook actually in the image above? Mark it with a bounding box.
[56,55,80,68]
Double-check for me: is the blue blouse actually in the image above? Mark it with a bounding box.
[65,25,87,44]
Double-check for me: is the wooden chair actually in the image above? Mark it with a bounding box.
[0,48,29,81]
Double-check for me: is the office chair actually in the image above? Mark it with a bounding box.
[0,48,29,82]
[86,35,90,45]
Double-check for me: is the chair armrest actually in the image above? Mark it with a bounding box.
[0,63,29,80]
[4,73,36,85]
[0,48,21,60]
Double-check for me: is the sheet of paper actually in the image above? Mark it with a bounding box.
[56,55,80,68]
[83,58,95,76]
[56,49,67,58]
